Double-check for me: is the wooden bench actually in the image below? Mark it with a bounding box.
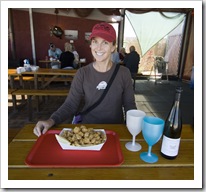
[39,77,73,82]
[12,89,69,96]
[14,76,73,89]
[8,88,17,94]
[12,76,73,88]
[8,76,35,90]
[8,89,18,110]
[13,76,34,81]
[38,76,73,88]
[10,89,69,121]
[12,76,73,82]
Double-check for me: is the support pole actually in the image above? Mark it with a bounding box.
[117,9,125,51]
[178,11,193,80]
[29,8,36,65]
[8,8,16,60]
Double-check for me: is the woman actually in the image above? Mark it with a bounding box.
[71,44,80,69]
[33,22,136,137]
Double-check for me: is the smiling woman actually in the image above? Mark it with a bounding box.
[33,22,137,137]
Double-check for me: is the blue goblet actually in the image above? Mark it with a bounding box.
[140,116,164,163]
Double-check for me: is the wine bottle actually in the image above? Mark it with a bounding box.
[160,86,183,159]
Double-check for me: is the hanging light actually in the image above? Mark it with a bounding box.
[49,8,64,39]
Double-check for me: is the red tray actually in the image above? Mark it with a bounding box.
[25,130,124,167]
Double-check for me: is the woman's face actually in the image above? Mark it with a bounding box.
[90,37,115,63]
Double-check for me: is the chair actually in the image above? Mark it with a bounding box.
[148,56,169,84]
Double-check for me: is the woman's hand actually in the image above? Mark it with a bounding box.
[33,119,55,137]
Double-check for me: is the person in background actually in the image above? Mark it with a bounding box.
[123,45,140,78]
[33,22,136,137]
[59,42,75,69]
[71,44,80,69]
[111,47,121,64]
[48,43,62,69]
[119,47,127,63]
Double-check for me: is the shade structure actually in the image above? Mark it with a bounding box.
[125,10,186,56]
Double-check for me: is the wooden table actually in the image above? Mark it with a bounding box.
[38,60,51,68]
[39,59,88,68]
[8,69,25,110]
[38,60,59,68]
[8,124,194,180]
[8,68,76,112]
[9,68,77,89]
[23,68,77,89]
[8,69,22,89]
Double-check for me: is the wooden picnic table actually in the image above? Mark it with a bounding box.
[8,68,77,89]
[8,69,22,89]
[38,60,53,68]
[8,124,194,182]
[8,68,75,112]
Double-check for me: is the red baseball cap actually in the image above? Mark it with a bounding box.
[89,22,116,42]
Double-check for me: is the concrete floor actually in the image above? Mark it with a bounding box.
[134,79,194,126]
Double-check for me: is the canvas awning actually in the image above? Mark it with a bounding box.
[125,10,186,56]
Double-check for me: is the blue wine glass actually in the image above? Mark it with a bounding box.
[140,116,164,163]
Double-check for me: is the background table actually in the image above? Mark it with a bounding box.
[8,67,76,89]
[8,124,194,180]
[38,60,56,68]
[8,69,26,110]
[8,69,22,89]
[24,68,76,89]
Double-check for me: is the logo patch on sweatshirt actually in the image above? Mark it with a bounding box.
[96,81,107,90]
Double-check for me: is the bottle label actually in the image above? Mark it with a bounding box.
[161,136,180,156]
